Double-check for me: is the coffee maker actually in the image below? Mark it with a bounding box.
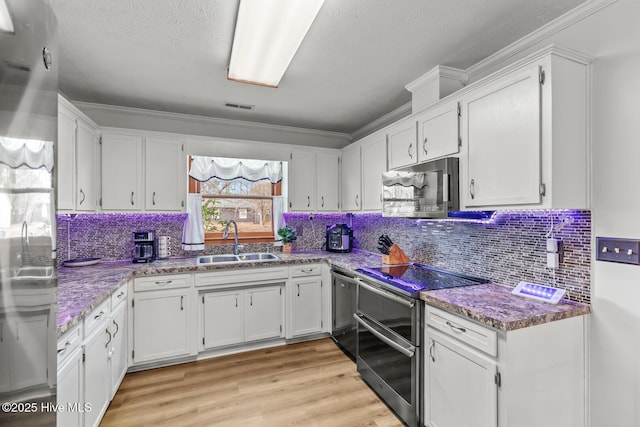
[132,230,156,263]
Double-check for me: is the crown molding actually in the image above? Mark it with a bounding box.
[73,101,351,142]
[405,65,468,93]
[350,101,412,142]
[465,0,616,80]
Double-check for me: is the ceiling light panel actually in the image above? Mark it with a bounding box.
[228,0,324,87]
[0,0,15,33]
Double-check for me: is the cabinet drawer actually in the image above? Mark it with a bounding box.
[134,274,192,292]
[195,267,289,287]
[290,264,322,278]
[426,306,497,357]
[57,323,82,365]
[84,299,110,337]
[111,283,128,308]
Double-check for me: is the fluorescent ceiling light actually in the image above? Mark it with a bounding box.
[0,0,14,33]
[228,0,324,88]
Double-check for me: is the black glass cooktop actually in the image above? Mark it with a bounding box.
[356,263,489,297]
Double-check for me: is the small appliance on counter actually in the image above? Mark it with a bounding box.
[132,230,156,263]
[326,224,354,253]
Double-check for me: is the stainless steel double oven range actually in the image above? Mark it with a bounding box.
[353,263,489,427]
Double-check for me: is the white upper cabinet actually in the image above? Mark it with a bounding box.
[316,152,339,211]
[416,101,460,163]
[387,118,418,169]
[461,47,590,210]
[57,95,98,212]
[360,132,387,211]
[101,133,144,210]
[145,137,185,211]
[288,151,316,211]
[340,145,361,211]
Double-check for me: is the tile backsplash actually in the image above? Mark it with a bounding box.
[57,210,591,303]
[284,210,592,304]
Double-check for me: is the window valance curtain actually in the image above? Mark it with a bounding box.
[189,156,282,184]
[0,137,54,171]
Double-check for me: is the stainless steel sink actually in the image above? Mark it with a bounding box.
[237,253,280,261]
[196,252,280,265]
[13,266,54,278]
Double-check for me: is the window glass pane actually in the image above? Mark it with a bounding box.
[202,197,272,234]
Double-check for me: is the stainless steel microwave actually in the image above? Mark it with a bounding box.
[382,157,459,218]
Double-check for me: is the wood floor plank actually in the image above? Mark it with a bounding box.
[100,338,403,426]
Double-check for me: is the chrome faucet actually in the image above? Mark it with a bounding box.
[223,220,240,255]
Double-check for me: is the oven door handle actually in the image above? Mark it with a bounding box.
[355,278,415,308]
[354,314,415,358]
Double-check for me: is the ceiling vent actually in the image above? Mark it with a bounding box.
[224,101,255,111]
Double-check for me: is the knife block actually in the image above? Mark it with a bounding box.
[382,244,409,265]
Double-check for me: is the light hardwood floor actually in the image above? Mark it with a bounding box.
[101,338,403,427]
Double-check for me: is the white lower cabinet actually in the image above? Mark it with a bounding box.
[289,277,323,337]
[82,304,111,427]
[57,324,83,427]
[201,285,284,351]
[131,274,195,365]
[109,300,127,398]
[424,305,587,427]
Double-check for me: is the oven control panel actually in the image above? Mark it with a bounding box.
[512,281,566,304]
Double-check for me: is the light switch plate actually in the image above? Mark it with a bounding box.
[596,237,640,265]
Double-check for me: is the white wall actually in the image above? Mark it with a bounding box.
[517,1,640,425]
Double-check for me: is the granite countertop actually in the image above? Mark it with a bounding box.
[420,282,590,332]
[57,249,383,336]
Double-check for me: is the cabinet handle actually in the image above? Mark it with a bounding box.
[154,280,173,285]
[79,188,85,205]
[113,319,119,338]
[152,191,156,206]
[469,179,475,199]
[446,320,466,333]
[116,291,125,299]
[307,195,310,208]
[250,294,253,306]
[57,341,71,354]
[130,191,135,206]
[180,295,184,311]
[297,284,300,297]
[355,194,359,207]
[94,310,105,320]
[0,323,3,342]
[429,340,435,362]
[408,143,413,159]
[423,138,428,155]
[235,295,238,308]
[321,196,324,208]
[105,328,112,348]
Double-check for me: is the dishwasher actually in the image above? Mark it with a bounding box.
[330,266,357,360]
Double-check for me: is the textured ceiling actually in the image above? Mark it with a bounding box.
[52,0,586,136]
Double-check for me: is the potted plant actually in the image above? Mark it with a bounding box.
[277,226,297,254]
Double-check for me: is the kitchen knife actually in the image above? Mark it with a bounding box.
[377,245,390,255]
[382,235,394,247]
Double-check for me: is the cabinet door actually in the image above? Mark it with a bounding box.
[75,119,98,211]
[315,152,339,211]
[203,291,244,349]
[288,152,315,211]
[57,105,76,210]
[83,322,111,427]
[361,134,387,210]
[465,65,541,207]
[133,289,190,364]
[101,133,144,210]
[245,286,283,342]
[145,137,185,211]
[341,146,361,211]
[57,348,83,427]
[12,314,49,390]
[387,118,417,169]
[417,102,459,163]
[109,303,127,398]
[426,334,497,427]
[291,278,323,337]
[0,319,10,392]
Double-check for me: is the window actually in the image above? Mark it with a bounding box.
[189,156,283,243]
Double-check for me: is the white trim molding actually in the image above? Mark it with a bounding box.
[350,101,412,142]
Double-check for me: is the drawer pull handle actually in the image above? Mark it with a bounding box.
[57,341,71,354]
[116,291,125,298]
[155,280,173,285]
[300,268,314,273]
[94,311,105,320]
[446,321,466,333]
